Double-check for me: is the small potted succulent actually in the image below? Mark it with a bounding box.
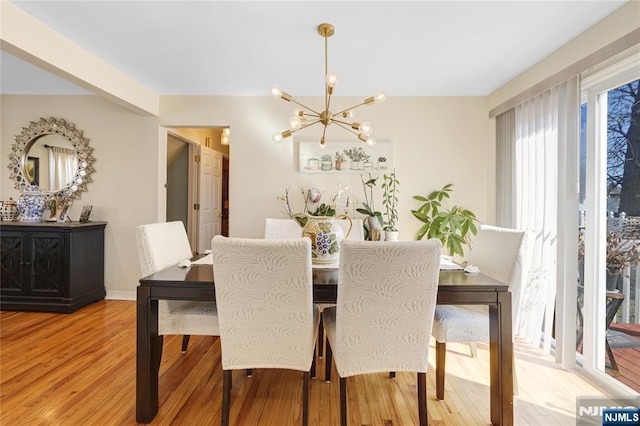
[377,156,388,171]
[344,147,369,171]
[335,152,348,170]
[321,154,333,171]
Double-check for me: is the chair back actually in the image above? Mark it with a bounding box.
[334,239,441,377]
[136,221,192,277]
[264,218,302,239]
[467,224,531,324]
[265,217,365,241]
[211,236,315,371]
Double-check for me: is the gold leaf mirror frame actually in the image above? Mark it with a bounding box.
[7,117,95,201]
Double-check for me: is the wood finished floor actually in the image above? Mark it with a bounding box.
[1,300,612,425]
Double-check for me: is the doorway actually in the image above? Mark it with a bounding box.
[165,127,230,252]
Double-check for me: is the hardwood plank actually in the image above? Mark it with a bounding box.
[0,301,614,425]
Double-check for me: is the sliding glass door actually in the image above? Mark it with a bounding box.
[578,55,639,392]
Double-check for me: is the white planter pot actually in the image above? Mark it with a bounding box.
[385,230,399,241]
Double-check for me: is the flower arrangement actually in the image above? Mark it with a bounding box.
[277,185,353,225]
[356,173,383,233]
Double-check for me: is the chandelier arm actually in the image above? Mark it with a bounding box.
[295,119,322,132]
[331,118,355,127]
[332,121,360,137]
[334,101,368,117]
[288,98,322,116]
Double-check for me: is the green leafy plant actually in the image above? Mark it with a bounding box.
[411,184,479,256]
[321,154,332,161]
[309,202,335,217]
[343,147,370,162]
[382,169,399,231]
[356,173,383,227]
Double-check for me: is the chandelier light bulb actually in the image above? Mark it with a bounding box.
[341,111,353,118]
[289,116,302,130]
[366,138,376,146]
[358,122,373,136]
[294,109,305,117]
[270,85,283,97]
[272,132,284,143]
[326,72,340,87]
[375,92,386,103]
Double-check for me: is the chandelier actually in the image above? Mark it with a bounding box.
[271,23,385,148]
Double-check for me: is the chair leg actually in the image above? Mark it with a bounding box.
[340,377,347,426]
[181,335,190,353]
[468,342,477,358]
[325,341,333,383]
[246,369,253,377]
[389,372,396,379]
[311,348,317,379]
[318,316,324,358]
[417,372,427,426]
[436,341,446,400]
[302,371,310,426]
[222,370,232,426]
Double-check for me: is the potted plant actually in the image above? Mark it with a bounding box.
[335,152,348,170]
[321,154,333,171]
[356,172,383,239]
[344,147,369,171]
[377,156,388,171]
[579,231,640,291]
[411,184,479,257]
[382,169,399,241]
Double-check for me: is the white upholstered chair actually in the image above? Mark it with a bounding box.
[135,221,219,353]
[264,217,365,359]
[211,236,319,426]
[323,239,442,426]
[431,224,531,400]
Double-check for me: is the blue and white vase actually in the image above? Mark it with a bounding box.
[17,185,46,222]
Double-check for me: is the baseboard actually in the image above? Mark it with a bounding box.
[106,291,136,301]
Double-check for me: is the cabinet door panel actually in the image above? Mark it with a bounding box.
[0,233,26,292]
[29,233,64,296]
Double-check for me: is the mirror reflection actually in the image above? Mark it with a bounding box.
[8,116,95,201]
[23,135,79,193]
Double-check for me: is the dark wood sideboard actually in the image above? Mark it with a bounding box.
[0,221,106,313]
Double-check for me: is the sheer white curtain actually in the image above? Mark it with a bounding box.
[48,146,77,191]
[496,77,579,354]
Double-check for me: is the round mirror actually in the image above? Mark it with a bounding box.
[8,117,95,200]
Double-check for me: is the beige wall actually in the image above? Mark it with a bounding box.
[2,94,491,298]
[160,95,492,240]
[1,95,160,297]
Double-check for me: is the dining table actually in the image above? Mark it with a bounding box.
[136,255,514,425]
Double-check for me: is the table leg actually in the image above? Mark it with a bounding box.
[489,291,513,426]
[137,286,162,423]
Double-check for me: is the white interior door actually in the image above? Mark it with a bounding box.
[197,145,222,252]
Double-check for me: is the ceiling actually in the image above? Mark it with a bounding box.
[0,1,629,97]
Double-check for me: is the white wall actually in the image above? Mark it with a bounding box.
[1,95,160,297]
[160,95,491,240]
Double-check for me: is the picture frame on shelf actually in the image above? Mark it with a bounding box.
[298,140,393,174]
[79,205,93,223]
[57,200,72,223]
